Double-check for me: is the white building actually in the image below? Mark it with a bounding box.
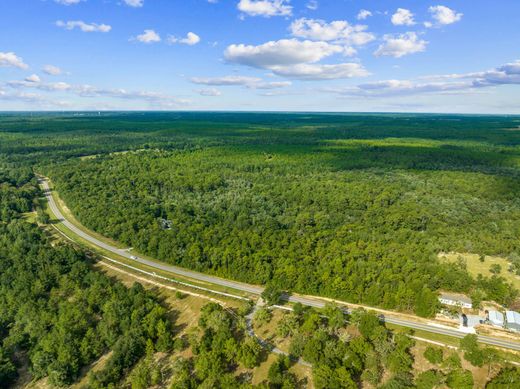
[439,293,472,309]
[506,311,520,332]
[488,310,504,327]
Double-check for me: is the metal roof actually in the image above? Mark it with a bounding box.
[488,310,504,324]
[439,293,472,304]
[506,311,520,325]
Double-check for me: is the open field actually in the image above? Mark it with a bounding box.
[440,252,520,290]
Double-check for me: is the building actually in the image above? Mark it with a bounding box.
[439,293,472,309]
[506,311,520,332]
[487,310,505,327]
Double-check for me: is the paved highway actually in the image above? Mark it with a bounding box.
[40,178,520,352]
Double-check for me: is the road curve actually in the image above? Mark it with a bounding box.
[41,178,264,295]
[40,178,520,352]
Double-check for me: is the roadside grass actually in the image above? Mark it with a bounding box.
[439,252,520,290]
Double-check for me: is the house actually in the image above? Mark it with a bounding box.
[487,310,505,327]
[506,311,520,332]
[438,293,472,309]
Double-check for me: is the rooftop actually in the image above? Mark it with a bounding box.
[506,310,520,324]
[439,292,472,304]
[488,310,504,323]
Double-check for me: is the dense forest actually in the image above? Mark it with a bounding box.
[24,112,519,314]
[0,168,176,387]
[1,112,520,387]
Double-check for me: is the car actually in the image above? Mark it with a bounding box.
[130,255,137,260]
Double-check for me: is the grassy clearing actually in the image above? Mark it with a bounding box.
[439,252,520,290]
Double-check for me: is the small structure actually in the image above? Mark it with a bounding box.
[487,310,505,327]
[438,293,472,309]
[506,311,520,332]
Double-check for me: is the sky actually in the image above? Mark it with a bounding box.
[0,0,519,113]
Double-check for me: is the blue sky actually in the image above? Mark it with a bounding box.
[0,0,519,113]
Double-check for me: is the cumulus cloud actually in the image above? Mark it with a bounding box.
[289,18,375,47]
[124,0,144,7]
[225,39,343,68]
[56,20,111,33]
[374,32,427,58]
[197,88,222,96]
[357,9,372,20]
[324,59,520,98]
[168,32,201,45]
[43,65,62,76]
[0,52,29,69]
[428,5,463,25]
[237,0,292,18]
[134,29,161,43]
[391,8,415,26]
[268,63,369,80]
[25,74,41,83]
[224,38,369,80]
[473,60,520,87]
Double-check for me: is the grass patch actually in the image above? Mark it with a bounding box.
[440,252,520,290]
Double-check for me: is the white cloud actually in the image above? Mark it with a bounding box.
[168,32,201,45]
[237,0,292,18]
[374,32,427,58]
[473,60,520,87]
[7,79,72,91]
[191,75,261,86]
[0,52,29,69]
[54,0,83,5]
[325,59,520,98]
[124,0,144,7]
[306,1,318,10]
[43,65,62,76]
[391,8,415,26]
[357,9,372,20]
[25,74,41,83]
[268,62,369,80]
[224,38,369,80]
[358,79,470,95]
[134,29,161,43]
[197,88,222,96]
[190,75,291,89]
[56,20,111,33]
[428,5,463,25]
[253,81,292,89]
[289,18,375,47]
[225,39,343,68]
[4,77,189,107]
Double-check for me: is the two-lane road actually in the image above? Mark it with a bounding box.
[40,178,520,352]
